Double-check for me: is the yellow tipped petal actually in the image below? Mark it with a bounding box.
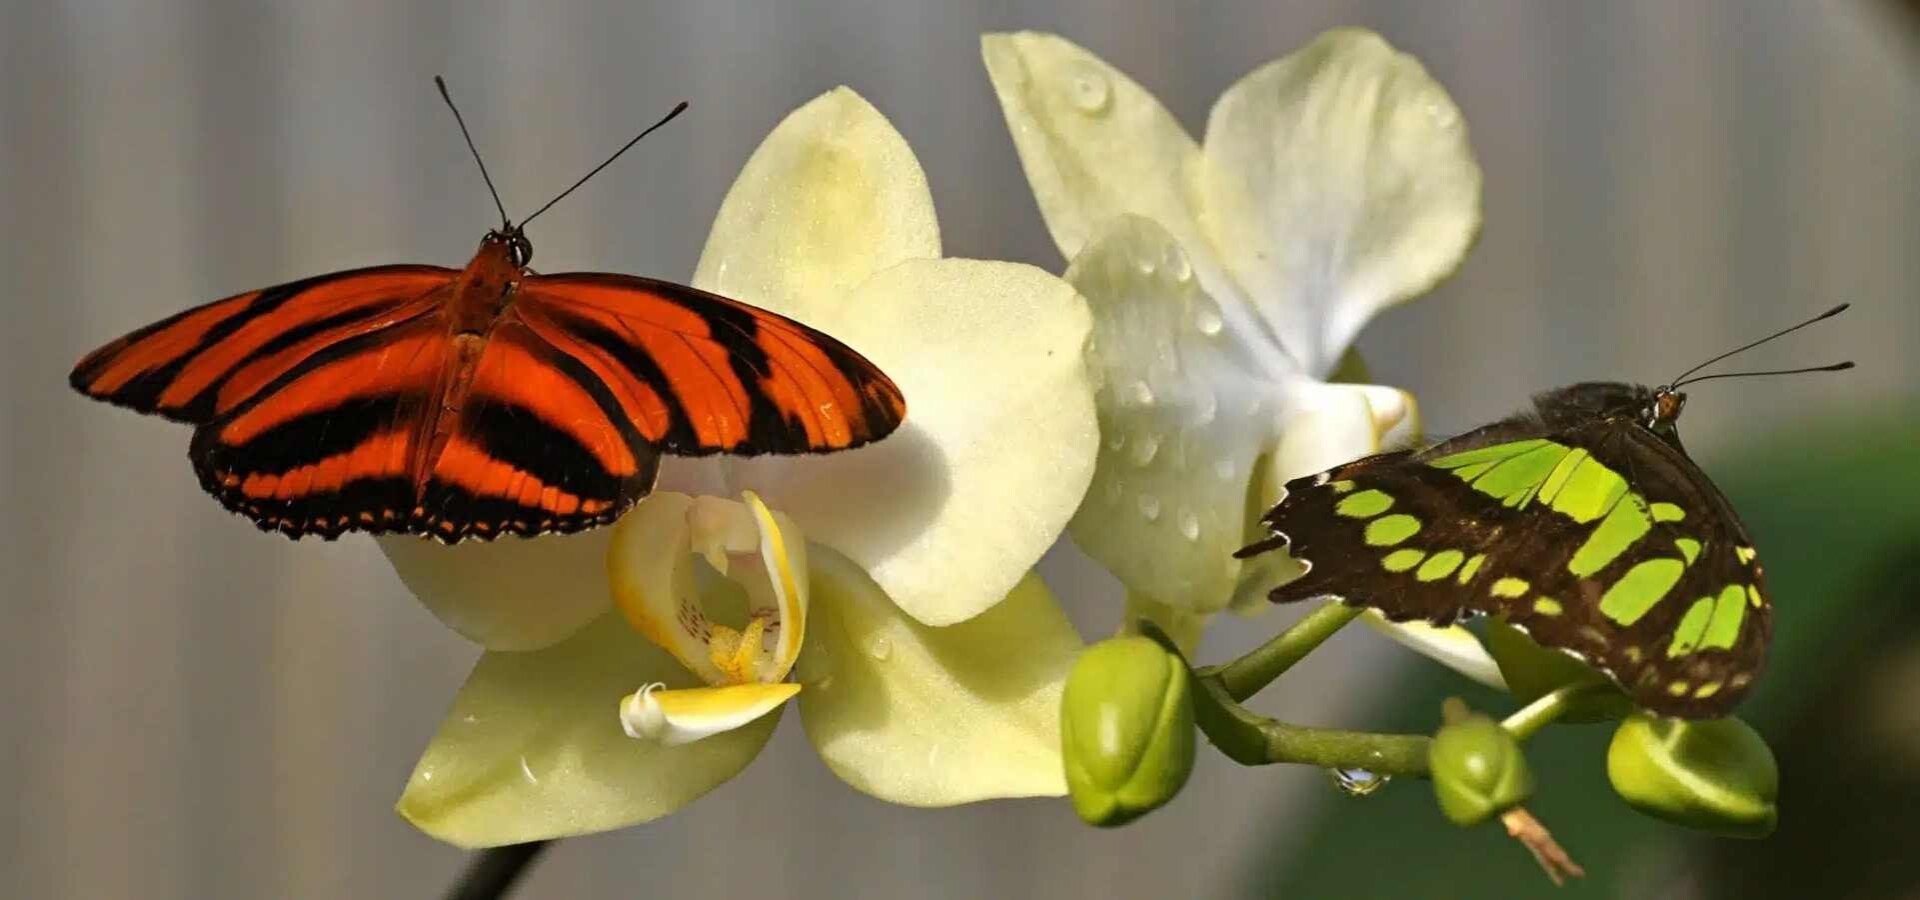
[1198,28,1483,374]
[742,491,809,680]
[794,546,1081,804]
[1361,612,1508,691]
[727,259,1097,626]
[693,86,941,324]
[981,32,1208,267]
[397,614,780,848]
[377,530,612,651]
[621,682,802,747]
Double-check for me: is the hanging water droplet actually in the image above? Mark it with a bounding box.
[866,635,894,661]
[1178,509,1200,541]
[1067,63,1112,114]
[1137,493,1162,522]
[1193,305,1224,336]
[1130,433,1160,466]
[1131,381,1156,406]
[1329,767,1390,797]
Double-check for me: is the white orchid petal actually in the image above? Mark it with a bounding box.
[1361,612,1509,691]
[795,546,1079,804]
[727,258,1097,627]
[1063,215,1279,614]
[378,531,612,651]
[397,614,780,848]
[692,87,941,323]
[981,32,1207,265]
[1199,28,1482,374]
[620,681,802,747]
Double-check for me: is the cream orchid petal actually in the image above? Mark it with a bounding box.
[1063,215,1281,615]
[980,32,1207,264]
[620,681,803,747]
[378,531,612,651]
[726,258,1097,627]
[1198,28,1483,375]
[1360,611,1508,691]
[692,86,941,323]
[396,613,780,848]
[794,546,1080,804]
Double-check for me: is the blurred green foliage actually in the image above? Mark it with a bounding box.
[1243,410,1920,898]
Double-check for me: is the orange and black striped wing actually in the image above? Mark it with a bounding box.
[516,273,906,456]
[71,265,455,423]
[412,319,658,542]
[189,312,452,538]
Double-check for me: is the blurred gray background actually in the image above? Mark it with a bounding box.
[3,1,1915,897]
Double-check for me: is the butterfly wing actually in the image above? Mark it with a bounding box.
[515,273,906,456]
[410,318,658,541]
[1247,418,1769,718]
[71,265,455,423]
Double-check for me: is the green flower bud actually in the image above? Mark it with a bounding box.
[1429,706,1534,826]
[1484,618,1633,723]
[1607,712,1779,838]
[1060,636,1196,826]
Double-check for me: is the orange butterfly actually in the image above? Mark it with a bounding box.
[70,79,905,543]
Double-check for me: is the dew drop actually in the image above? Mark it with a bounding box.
[1426,100,1459,129]
[1130,433,1160,466]
[1193,305,1224,336]
[1068,63,1112,114]
[1329,767,1389,797]
[1135,256,1158,277]
[1165,246,1192,283]
[519,756,540,785]
[1178,510,1200,541]
[1194,388,1218,425]
[1213,458,1236,480]
[866,635,894,661]
[1106,430,1126,451]
[1137,493,1162,521]
[1131,381,1156,406]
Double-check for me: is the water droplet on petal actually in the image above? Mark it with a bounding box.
[1137,493,1162,522]
[1068,63,1112,114]
[1131,433,1160,466]
[1165,246,1192,283]
[1425,100,1458,129]
[1178,509,1200,541]
[1193,305,1224,337]
[1103,477,1123,503]
[1131,381,1156,406]
[1135,256,1157,277]
[1106,430,1126,451]
[1213,458,1236,480]
[866,635,894,661]
[519,756,540,785]
[1329,767,1390,797]
[1194,388,1218,424]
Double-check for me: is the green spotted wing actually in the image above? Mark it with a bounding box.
[1242,382,1770,719]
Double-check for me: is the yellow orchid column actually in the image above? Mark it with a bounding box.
[383,87,1100,847]
[983,28,1497,676]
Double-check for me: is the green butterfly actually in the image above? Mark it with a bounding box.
[1240,306,1852,719]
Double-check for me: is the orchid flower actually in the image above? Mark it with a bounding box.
[377,87,1099,847]
[982,28,1501,682]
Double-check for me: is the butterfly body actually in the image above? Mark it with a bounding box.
[72,227,905,542]
[1242,382,1769,718]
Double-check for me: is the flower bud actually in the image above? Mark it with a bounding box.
[1060,636,1196,826]
[1429,705,1534,826]
[1607,712,1778,838]
[1483,619,1632,723]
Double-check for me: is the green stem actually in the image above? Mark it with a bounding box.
[1500,683,1612,741]
[1206,601,1362,702]
[1192,673,1433,775]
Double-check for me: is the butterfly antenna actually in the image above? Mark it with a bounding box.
[1665,303,1851,386]
[1672,360,1855,388]
[518,101,690,229]
[435,76,512,230]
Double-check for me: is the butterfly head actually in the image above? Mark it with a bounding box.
[484,226,534,269]
[1647,386,1687,432]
